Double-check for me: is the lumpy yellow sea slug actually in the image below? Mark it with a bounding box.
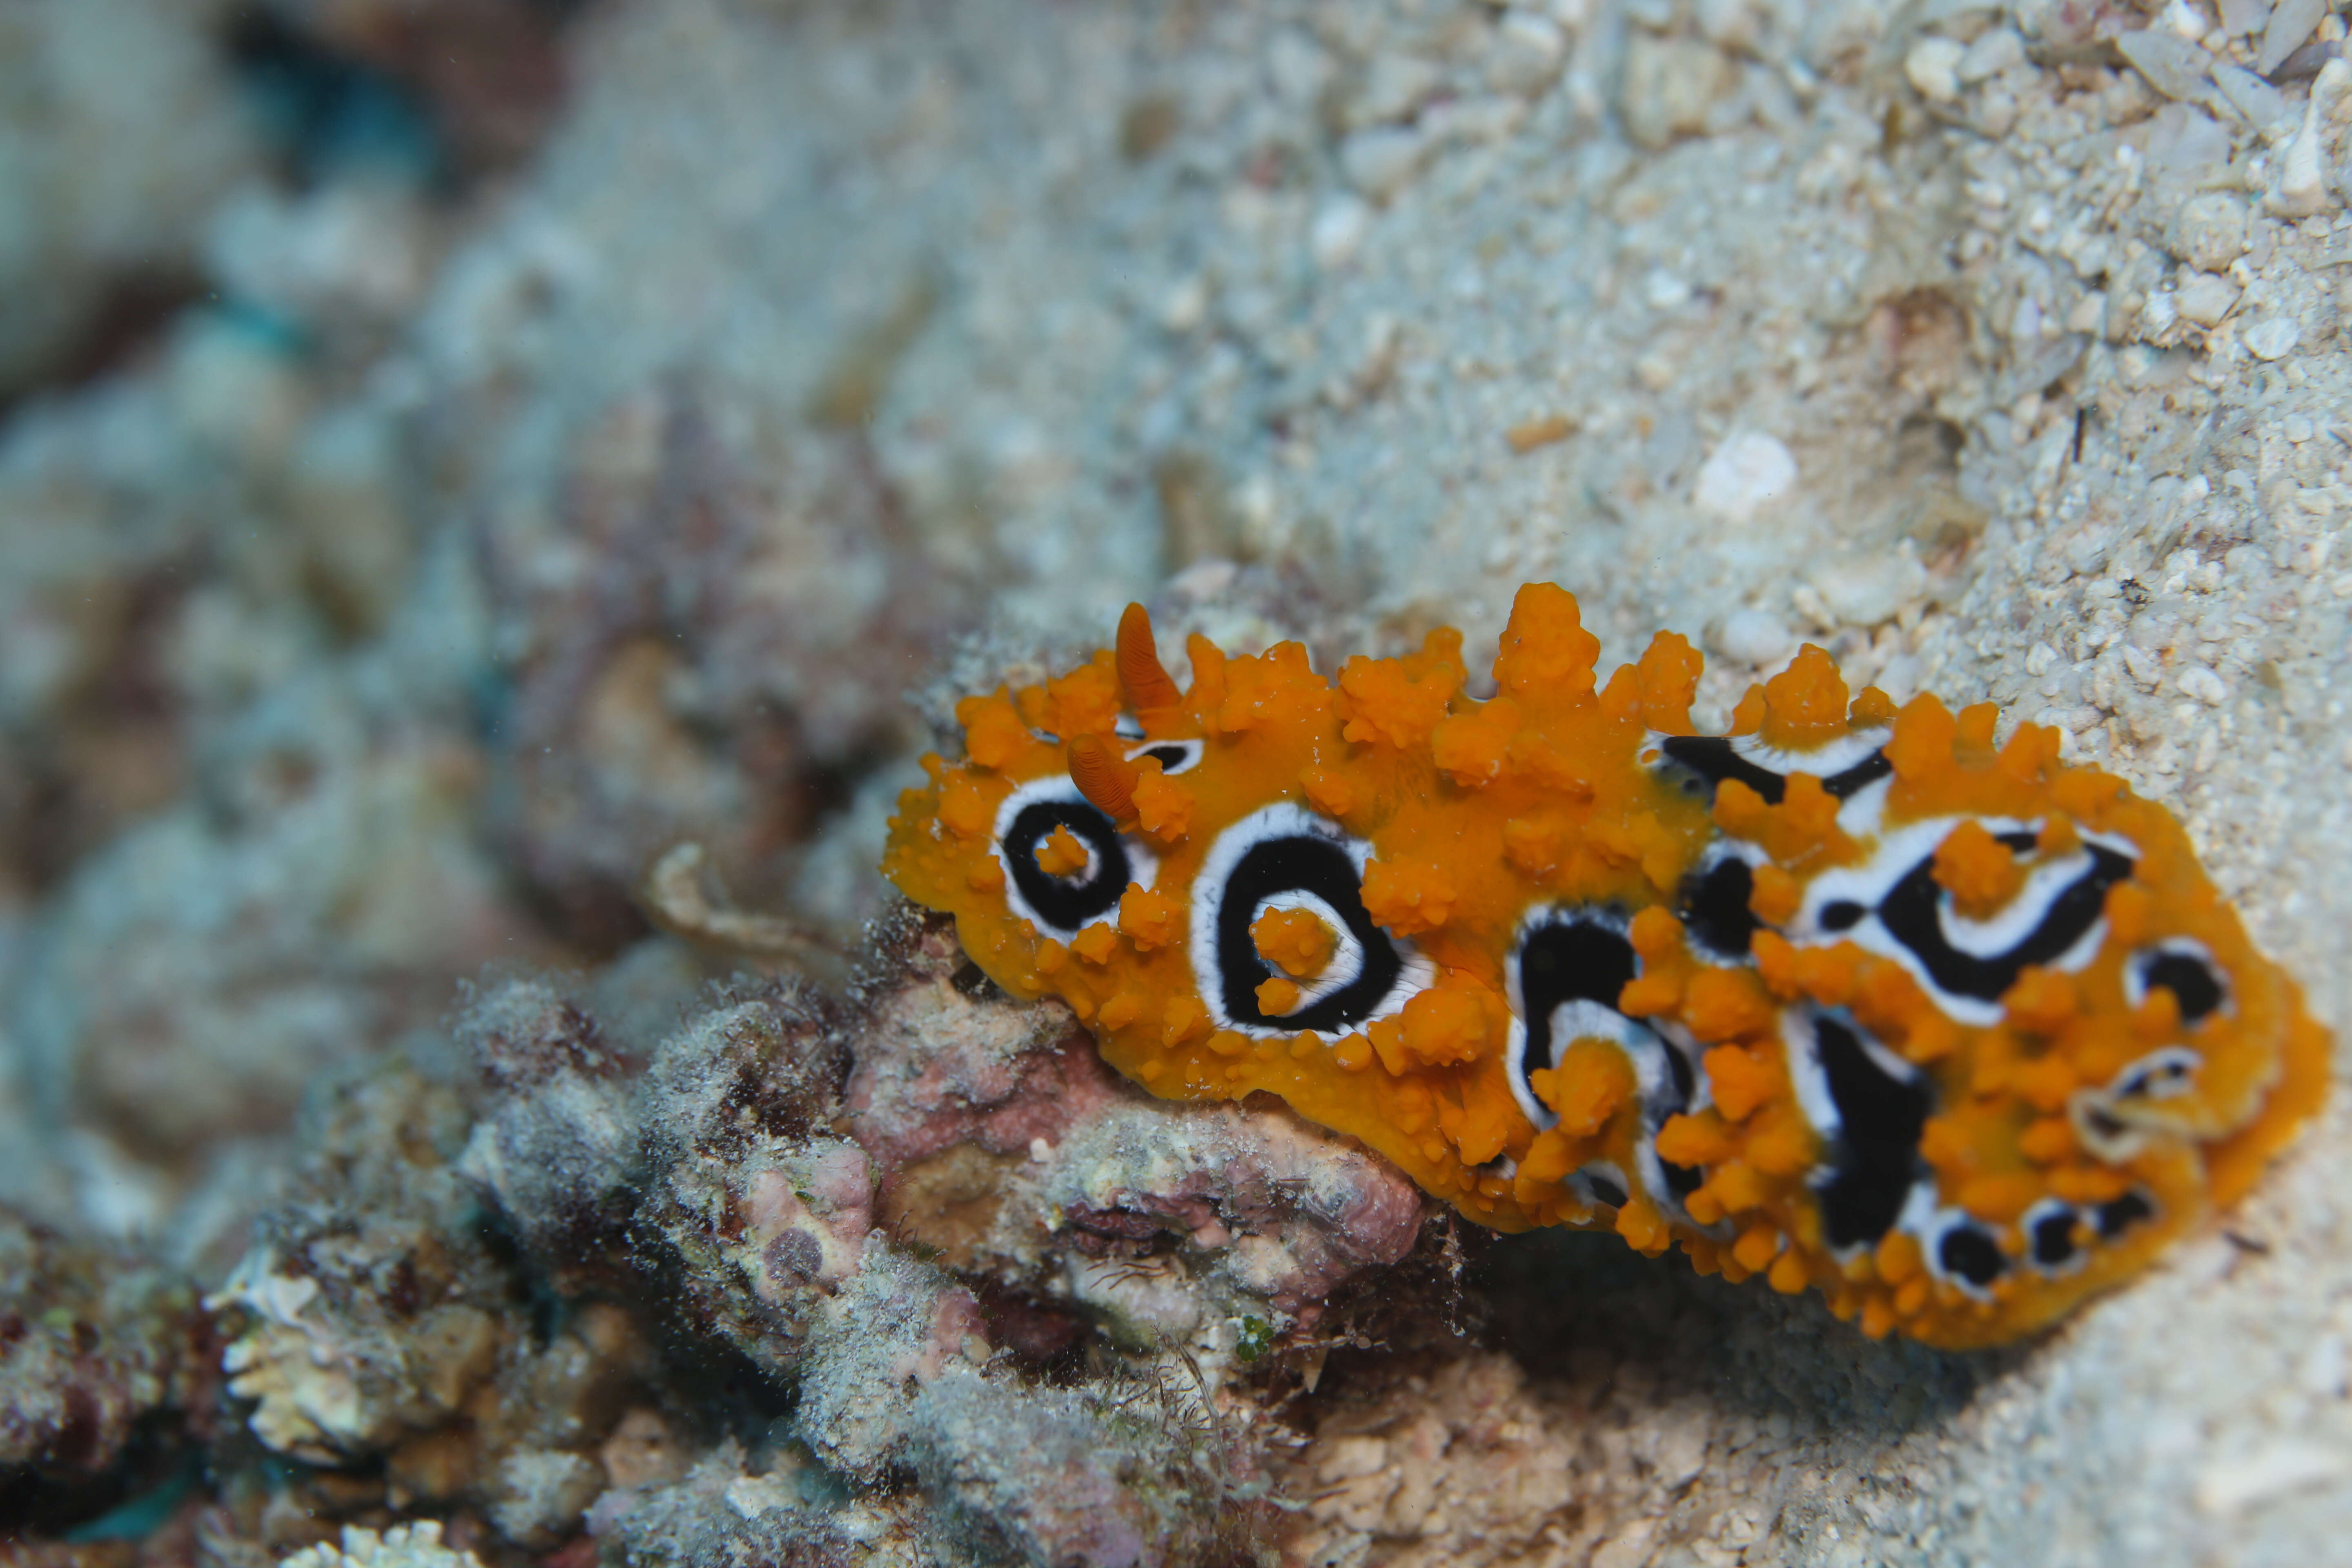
[883,584,2327,1347]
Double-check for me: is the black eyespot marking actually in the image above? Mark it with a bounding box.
[999,787,1137,937]
[2094,1190,2155,1239]
[2028,1203,2081,1269]
[1938,1223,2008,1288]
[1680,853,1761,957]
[1804,1013,1932,1253]
[1514,918,1638,1080]
[2137,946,2225,1023]
[1874,841,2135,1004]
[1657,735,1788,804]
[1129,739,1204,776]
[1215,839,1396,1031]
[1820,900,1865,932]
[1195,808,1414,1037]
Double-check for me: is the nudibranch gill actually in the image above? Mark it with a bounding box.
[883,584,2327,1348]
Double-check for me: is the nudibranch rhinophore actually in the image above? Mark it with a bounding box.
[883,584,2327,1347]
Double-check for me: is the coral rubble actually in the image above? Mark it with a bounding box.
[0,1212,215,1515]
[172,938,1362,1564]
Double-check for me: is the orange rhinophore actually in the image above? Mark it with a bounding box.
[1065,735,1141,826]
[1116,601,1187,723]
[882,584,2328,1347]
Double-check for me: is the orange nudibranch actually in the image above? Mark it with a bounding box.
[882,582,2327,1348]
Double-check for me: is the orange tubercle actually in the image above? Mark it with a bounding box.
[1933,819,2028,919]
[1253,906,1339,979]
[1034,824,1090,878]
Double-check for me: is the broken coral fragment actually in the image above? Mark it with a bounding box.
[845,910,1424,1338]
[278,1523,486,1568]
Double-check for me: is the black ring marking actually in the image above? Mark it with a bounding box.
[1657,735,1789,804]
[1517,919,1639,1080]
[2138,948,2225,1022]
[1212,835,1402,1034]
[1001,796,1131,935]
[1820,749,1894,797]
[1679,853,1761,958]
[1508,912,1706,1211]
[1875,842,2134,1004]
[1810,1013,1932,1254]
[1937,1223,2008,1288]
[1656,737,1892,806]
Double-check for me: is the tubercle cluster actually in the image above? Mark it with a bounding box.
[884,584,2326,1348]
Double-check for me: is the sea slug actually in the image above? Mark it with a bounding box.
[883,584,2327,1347]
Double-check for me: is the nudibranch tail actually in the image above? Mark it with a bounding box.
[882,584,2328,1348]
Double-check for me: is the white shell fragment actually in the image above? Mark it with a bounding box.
[2172,194,2249,274]
[1312,195,1373,269]
[1488,9,1568,95]
[1693,431,1798,521]
[1905,37,1966,103]
[1958,29,2025,85]
[2271,59,2350,218]
[2257,0,2326,76]
[2218,0,2272,38]
[2179,665,2232,706]
[2210,63,2291,134]
[1714,607,1797,666]
[1811,551,1928,628]
[2244,316,2301,361]
[2117,30,2214,102]
[2176,272,2242,327]
[1340,127,1431,199]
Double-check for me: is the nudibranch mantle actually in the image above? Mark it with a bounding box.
[884,584,2326,1347]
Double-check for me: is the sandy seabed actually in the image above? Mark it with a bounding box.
[3,1,2350,1564]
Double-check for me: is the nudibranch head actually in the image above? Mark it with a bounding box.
[883,584,2327,1347]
